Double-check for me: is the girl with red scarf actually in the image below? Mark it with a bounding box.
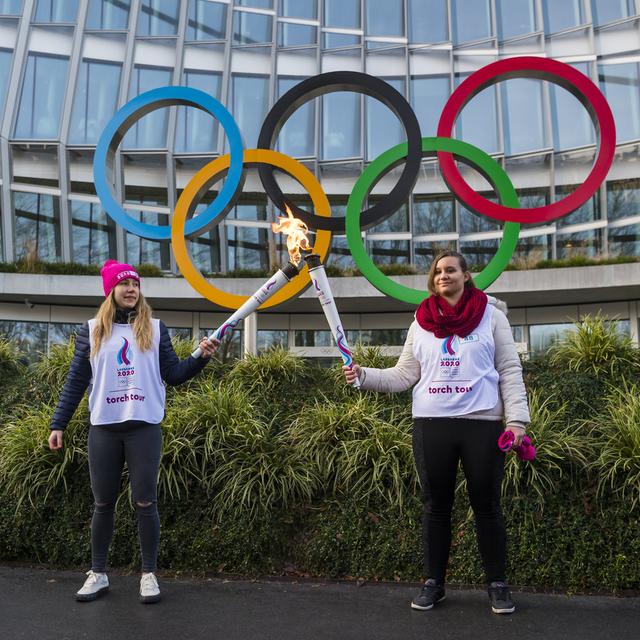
[343,251,530,614]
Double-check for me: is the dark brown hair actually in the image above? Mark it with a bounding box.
[427,250,475,296]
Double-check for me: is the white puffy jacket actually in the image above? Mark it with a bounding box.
[359,297,530,428]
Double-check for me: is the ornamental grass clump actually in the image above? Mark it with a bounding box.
[161,379,258,500]
[0,338,25,378]
[33,338,76,396]
[229,347,307,395]
[502,389,590,502]
[288,394,416,509]
[548,313,638,378]
[589,381,640,509]
[0,401,89,508]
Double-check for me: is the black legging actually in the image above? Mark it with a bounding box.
[88,421,162,573]
[412,417,506,584]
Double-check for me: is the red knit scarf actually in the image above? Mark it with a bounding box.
[416,287,488,338]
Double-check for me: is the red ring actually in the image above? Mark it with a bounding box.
[436,56,616,224]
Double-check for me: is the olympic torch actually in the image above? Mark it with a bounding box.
[192,205,311,358]
[305,253,360,389]
[191,261,301,357]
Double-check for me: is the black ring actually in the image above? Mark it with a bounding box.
[257,71,422,233]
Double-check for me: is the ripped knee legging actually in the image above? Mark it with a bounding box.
[88,421,162,573]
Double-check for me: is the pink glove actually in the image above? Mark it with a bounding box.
[498,431,536,461]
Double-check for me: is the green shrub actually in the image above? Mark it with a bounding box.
[589,381,640,509]
[548,313,638,378]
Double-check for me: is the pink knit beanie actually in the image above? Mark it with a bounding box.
[100,260,140,297]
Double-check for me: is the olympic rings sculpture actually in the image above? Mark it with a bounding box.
[94,56,616,310]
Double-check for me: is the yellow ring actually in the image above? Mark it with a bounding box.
[172,149,332,310]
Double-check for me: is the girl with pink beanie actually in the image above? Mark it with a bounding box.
[48,260,218,604]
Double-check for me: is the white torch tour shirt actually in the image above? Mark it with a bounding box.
[87,319,165,425]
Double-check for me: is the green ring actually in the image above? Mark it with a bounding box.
[345,137,521,305]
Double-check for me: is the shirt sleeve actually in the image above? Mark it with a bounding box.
[493,309,530,426]
[158,321,208,386]
[359,321,421,393]
[49,322,92,431]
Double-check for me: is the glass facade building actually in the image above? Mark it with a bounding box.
[0,0,639,358]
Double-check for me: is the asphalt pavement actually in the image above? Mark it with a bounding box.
[0,565,638,640]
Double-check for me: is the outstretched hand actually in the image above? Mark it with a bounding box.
[198,337,220,359]
[342,364,361,385]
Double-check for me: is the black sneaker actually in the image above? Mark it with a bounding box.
[411,579,446,610]
[488,582,515,614]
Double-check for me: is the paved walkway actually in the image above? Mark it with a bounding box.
[1,566,638,640]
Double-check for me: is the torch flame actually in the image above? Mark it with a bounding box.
[271,204,311,266]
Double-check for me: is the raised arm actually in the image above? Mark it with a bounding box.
[357,322,421,393]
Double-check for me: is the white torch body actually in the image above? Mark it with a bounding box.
[305,254,361,389]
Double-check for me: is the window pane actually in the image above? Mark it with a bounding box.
[69,59,122,144]
[598,62,640,143]
[277,77,314,157]
[365,0,403,37]
[607,179,640,222]
[0,320,48,362]
[233,11,273,44]
[86,0,131,30]
[459,238,500,269]
[414,240,458,271]
[0,48,13,113]
[413,195,455,234]
[358,328,408,346]
[556,229,602,258]
[366,78,404,160]
[324,0,359,28]
[543,0,584,34]
[368,200,408,232]
[227,226,269,271]
[15,53,69,138]
[550,62,594,150]
[187,0,227,40]
[556,187,599,225]
[237,0,272,8]
[257,329,288,353]
[0,1,22,15]
[70,200,117,265]
[295,329,333,347]
[496,0,537,40]
[323,32,360,48]
[322,92,360,159]
[590,0,635,25]
[609,223,640,257]
[14,192,61,261]
[502,79,547,155]
[175,70,221,152]
[369,239,410,264]
[125,211,171,269]
[455,75,499,154]
[460,201,501,234]
[278,22,317,46]
[49,322,81,346]
[411,76,449,137]
[327,233,357,270]
[124,65,172,148]
[409,0,447,43]
[512,234,552,265]
[35,0,78,22]
[231,75,268,148]
[281,0,316,19]
[452,0,492,43]
[529,323,575,353]
[137,0,179,36]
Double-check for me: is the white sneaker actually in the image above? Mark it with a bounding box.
[139,572,161,604]
[75,570,109,602]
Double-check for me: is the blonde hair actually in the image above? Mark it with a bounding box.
[427,250,475,297]
[92,289,154,355]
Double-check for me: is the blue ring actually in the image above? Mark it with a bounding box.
[94,86,244,241]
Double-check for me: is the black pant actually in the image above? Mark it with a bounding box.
[412,417,506,584]
[88,421,162,573]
